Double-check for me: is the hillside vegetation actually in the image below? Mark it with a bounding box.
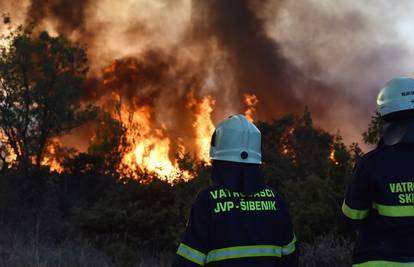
[0,23,377,267]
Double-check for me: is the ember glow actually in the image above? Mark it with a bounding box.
[329,146,340,166]
[280,127,296,157]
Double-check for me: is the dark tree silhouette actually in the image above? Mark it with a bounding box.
[0,24,96,173]
[362,112,382,146]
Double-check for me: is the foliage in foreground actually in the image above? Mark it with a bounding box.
[0,110,360,267]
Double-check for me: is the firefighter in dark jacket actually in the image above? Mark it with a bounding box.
[172,114,298,267]
[342,77,414,266]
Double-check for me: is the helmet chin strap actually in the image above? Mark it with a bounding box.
[383,118,414,145]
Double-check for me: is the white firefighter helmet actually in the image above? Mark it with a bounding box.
[209,114,261,164]
[377,77,414,118]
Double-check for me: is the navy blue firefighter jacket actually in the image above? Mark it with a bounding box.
[172,160,298,267]
[342,143,414,266]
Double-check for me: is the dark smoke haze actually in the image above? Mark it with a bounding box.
[190,0,343,120]
[26,0,91,34]
[2,0,414,151]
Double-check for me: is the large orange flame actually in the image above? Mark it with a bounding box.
[111,92,218,181]
[115,102,192,182]
[244,93,259,122]
[1,81,258,182]
[187,93,216,163]
[41,139,64,173]
[114,92,259,180]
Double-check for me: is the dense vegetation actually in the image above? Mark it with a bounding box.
[0,23,376,266]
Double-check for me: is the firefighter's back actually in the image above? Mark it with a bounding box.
[343,77,414,266]
[352,144,414,263]
[173,184,297,267]
[205,184,296,266]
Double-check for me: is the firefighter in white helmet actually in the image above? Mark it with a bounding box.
[172,114,298,267]
[342,77,414,266]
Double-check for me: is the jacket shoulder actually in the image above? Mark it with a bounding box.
[358,146,387,163]
[193,185,219,203]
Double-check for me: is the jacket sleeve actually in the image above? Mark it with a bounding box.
[172,193,210,267]
[277,194,298,267]
[342,159,372,223]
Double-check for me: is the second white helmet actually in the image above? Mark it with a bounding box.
[377,77,414,118]
[209,114,261,164]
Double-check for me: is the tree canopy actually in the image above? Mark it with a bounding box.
[0,25,96,172]
[362,112,382,146]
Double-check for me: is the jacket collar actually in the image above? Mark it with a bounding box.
[211,160,265,195]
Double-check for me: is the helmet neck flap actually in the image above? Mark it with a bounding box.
[383,118,414,146]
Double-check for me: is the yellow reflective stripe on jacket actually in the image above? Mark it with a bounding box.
[372,203,414,217]
[353,260,414,266]
[177,243,206,266]
[342,201,369,220]
[282,235,297,256]
[206,245,282,263]
[206,240,296,264]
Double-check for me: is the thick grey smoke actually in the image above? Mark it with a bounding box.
[260,0,414,143]
[2,0,414,148]
[190,0,348,121]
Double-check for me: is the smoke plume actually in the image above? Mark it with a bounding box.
[2,0,414,150]
[190,0,342,120]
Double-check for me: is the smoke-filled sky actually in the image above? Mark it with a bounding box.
[2,0,414,149]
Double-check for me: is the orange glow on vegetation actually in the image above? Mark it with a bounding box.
[0,54,259,180]
[0,132,17,168]
[282,146,290,155]
[329,146,340,165]
[280,127,296,160]
[41,139,64,173]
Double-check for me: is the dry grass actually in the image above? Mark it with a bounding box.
[0,222,351,267]
[0,224,109,267]
[299,235,353,267]
[0,239,174,267]
[0,222,174,267]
